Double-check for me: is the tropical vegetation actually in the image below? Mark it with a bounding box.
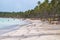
[0,0,60,23]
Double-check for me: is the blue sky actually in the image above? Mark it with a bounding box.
[0,0,49,12]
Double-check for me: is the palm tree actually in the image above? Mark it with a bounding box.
[37,1,41,10]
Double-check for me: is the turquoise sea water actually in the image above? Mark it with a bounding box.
[0,18,29,35]
[0,18,27,29]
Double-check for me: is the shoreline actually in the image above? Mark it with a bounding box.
[0,18,32,36]
[0,22,31,36]
[0,19,60,40]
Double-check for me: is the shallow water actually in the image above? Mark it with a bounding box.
[0,18,29,35]
[0,18,27,29]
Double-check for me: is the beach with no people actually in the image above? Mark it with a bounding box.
[0,0,60,40]
[0,19,60,40]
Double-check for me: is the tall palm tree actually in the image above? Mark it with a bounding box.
[37,1,40,10]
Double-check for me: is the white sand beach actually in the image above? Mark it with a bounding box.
[0,19,60,40]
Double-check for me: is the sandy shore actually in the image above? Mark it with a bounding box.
[0,19,60,40]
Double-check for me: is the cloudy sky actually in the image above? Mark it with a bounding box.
[0,0,45,12]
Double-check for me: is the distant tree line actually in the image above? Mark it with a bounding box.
[0,0,60,22]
